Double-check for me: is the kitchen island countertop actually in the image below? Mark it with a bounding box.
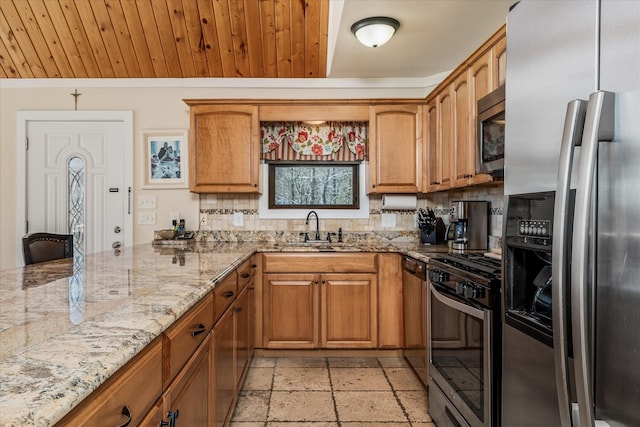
[0,240,448,426]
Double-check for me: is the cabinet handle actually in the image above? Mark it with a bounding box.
[223,291,235,298]
[191,323,206,337]
[160,410,179,427]
[248,287,255,290]
[235,306,243,313]
[115,405,131,427]
[253,183,258,187]
[251,264,257,268]
[240,273,250,278]
[321,280,326,284]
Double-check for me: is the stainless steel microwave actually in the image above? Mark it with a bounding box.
[477,85,505,176]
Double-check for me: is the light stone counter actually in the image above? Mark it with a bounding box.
[0,240,447,426]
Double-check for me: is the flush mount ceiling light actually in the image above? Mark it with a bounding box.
[351,16,400,48]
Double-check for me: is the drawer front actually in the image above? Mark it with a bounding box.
[214,273,238,323]
[263,253,377,273]
[163,293,214,386]
[237,256,256,291]
[56,338,163,426]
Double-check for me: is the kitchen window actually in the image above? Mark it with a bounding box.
[268,161,359,209]
[259,121,369,218]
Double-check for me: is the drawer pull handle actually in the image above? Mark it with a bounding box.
[191,323,206,337]
[251,264,257,268]
[223,291,235,298]
[116,405,131,427]
[161,410,179,427]
[235,306,243,313]
[240,273,250,278]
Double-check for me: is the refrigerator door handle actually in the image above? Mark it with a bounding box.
[571,91,615,427]
[552,99,587,427]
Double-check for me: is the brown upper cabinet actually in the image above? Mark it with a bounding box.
[368,104,423,193]
[425,24,506,192]
[187,104,260,193]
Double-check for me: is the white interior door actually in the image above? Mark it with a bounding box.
[26,120,128,258]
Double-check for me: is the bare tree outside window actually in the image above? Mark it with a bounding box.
[268,162,359,209]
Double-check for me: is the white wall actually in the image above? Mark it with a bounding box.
[0,79,433,268]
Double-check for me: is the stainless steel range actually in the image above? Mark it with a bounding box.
[427,253,501,427]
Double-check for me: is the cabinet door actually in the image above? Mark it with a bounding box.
[189,105,260,193]
[453,70,474,187]
[235,284,253,390]
[438,88,453,190]
[471,50,493,102]
[321,273,378,348]
[163,334,211,427]
[492,34,507,89]
[368,104,422,193]
[212,307,235,427]
[426,98,440,191]
[377,253,404,349]
[263,273,319,348]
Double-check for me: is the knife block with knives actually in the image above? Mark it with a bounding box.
[417,208,446,244]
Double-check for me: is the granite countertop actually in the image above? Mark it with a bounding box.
[0,240,448,426]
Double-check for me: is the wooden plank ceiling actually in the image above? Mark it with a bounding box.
[0,0,329,78]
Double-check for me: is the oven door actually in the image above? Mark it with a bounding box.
[429,283,492,427]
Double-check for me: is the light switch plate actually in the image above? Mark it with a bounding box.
[137,195,156,209]
[169,211,180,223]
[138,212,156,225]
[381,213,396,228]
[233,212,244,227]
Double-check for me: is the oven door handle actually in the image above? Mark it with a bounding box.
[430,283,484,319]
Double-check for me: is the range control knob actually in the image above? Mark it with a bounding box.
[429,269,449,283]
[463,284,473,298]
[456,282,466,296]
[463,285,485,299]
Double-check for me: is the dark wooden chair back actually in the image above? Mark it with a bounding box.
[22,233,74,265]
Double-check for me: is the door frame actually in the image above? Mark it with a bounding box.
[16,111,134,266]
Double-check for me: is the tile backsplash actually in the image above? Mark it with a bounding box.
[199,184,504,248]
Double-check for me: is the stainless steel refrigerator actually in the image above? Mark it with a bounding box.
[502,1,640,426]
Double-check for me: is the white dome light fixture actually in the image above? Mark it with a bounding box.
[351,16,400,48]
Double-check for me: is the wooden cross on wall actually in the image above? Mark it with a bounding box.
[71,89,81,110]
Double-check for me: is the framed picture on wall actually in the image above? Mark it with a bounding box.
[142,129,188,189]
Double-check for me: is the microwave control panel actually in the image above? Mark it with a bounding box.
[518,220,551,239]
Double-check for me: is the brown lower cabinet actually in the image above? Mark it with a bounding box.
[56,258,255,427]
[163,334,212,426]
[213,266,255,427]
[140,334,213,426]
[261,253,379,349]
[213,302,235,426]
[55,252,405,426]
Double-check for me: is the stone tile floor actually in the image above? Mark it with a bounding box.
[229,356,436,427]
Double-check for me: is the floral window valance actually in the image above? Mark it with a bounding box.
[261,121,367,161]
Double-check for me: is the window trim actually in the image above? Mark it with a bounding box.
[267,160,360,210]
